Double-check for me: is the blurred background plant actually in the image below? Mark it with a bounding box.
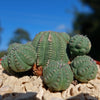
[0,50,7,58]
[0,0,100,60]
[73,0,100,60]
[9,28,31,45]
[0,27,31,58]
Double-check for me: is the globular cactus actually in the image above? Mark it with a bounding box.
[2,43,37,73]
[69,35,91,57]
[43,60,73,91]
[32,31,69,67]
[71,55,97,82]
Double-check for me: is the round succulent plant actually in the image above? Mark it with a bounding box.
[69,35,91,57]
[71,55,97,82]
[32,31,69,66]
[43,60,73,91]
[2,43,37,73]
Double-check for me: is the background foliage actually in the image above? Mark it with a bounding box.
[73,0,100,60]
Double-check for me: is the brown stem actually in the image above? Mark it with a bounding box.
[32,64,43,76]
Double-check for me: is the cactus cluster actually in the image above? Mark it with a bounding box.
[1,31,98,92]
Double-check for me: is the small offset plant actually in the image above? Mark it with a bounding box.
[1,43,37,73]
[1,31,98,92]
[71,55,97,82]
[43,60,73,91]
[69,35,91,57]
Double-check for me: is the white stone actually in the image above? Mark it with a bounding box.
[0,85,12,95]
[0,78,3,87]
[36,85,44,100]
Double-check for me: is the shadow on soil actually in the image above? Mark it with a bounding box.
[67,93,98,100]
[0,92,40,100]
[0,92,98,100]
[2,68,34,78]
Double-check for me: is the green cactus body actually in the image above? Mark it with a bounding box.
[7,43,21,52]
[1,55,16,74]
[1,56,8,71]
[69,35,91,56]
[32,31,69,67]
[71,55,97,82]
[43,60,73,91]
[5,43,37,72]
[59,32,70,43]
